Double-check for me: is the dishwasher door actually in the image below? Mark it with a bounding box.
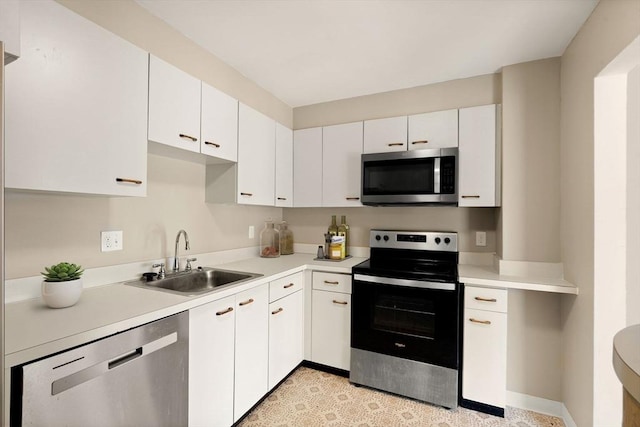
[13,311,188,427]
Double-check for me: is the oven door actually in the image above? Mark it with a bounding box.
[351,274,460,369]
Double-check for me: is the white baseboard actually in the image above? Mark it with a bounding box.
[507,391,576,426]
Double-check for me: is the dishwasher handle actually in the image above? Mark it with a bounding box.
[108,348,143,370]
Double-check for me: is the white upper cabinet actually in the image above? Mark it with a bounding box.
[363,116,408,153]
[322,122,363,207]
[408,109,459,149]
[200,82,238,162]
[458,104,501,207]
[0,0,20,63]
[148,55,201,153]
[237,103,276,206]
[275,123,294,207]
[293,127,323,207]
[5,0,148,197]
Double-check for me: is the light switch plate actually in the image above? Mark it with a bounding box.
[101,230,123,252]
[475,231,487,247]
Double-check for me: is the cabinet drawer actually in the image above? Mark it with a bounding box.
[312,271,352,294]
[270,272,304,302]
[464,286,507,313]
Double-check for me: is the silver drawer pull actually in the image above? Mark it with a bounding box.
[204,141,220,147]
[387,142,404,147]
[284,283,294,289]
[469,318,491,325]
[116,177,143,185]
[411,140,429,145]
[474,296,497,302]
[324,280,339,285]
[240,192,253,196]
[272,308,284,315]
[332,300,348,305]
[216,307,234,316]
[238,298,254,306]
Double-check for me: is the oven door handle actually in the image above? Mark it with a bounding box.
[353,274,456,291]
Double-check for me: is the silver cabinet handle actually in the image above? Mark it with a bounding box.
[238,298,254,306]
[284,283,294,289]
[332,300,348,305]
[271,308,284,315]
[462,195,481,199]
[324,280,339,285]
[204,141,220,147]
[240,192,253,196]
[216,307,234,316]
[346,197,360,201]
[387,143,404,147]
[411,140,429,145]
[116,178,143,185]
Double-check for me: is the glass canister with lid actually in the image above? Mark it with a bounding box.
[260,220,280,258]
[279,221,294,255]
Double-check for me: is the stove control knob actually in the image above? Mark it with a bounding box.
[444,237,451,245]
[434,237,441,244]
[375,235,381,241]
[383,235,389,241]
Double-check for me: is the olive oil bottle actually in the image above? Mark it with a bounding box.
[337,215,349,257]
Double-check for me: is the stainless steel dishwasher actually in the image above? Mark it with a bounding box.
[11,311,189,427]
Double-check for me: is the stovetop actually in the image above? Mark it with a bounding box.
[354,230,459,283]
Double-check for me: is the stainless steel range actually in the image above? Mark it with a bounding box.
[350,230,461,409]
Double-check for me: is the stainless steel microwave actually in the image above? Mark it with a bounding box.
[361,148,458,205]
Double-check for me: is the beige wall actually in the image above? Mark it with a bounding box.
[294,73,501,129]
[57,0,293,127]
[5,154,281,279]
[560,1,640,426]
[501,58,561,263]
[284,207,497,253]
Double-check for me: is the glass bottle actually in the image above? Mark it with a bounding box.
[260,220,280,258]
[279,221,294,255]
[337,215,350,257]
[328,215,338,237]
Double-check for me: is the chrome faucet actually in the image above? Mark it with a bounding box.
[173,229,190,272]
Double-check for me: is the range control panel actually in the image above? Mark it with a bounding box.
[369,230,458,252]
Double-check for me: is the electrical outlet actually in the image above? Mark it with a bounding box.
[475,231,487,247]
[248,225,255,239]
[101,230,123,252]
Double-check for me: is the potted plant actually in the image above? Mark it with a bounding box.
[41,262,84,308]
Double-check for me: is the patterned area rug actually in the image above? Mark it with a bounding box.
[238,366,565,427]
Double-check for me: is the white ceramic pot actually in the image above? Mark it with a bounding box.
[41,278,83,308]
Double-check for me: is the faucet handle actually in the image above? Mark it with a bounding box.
[185,258,197,271]
[152,262,166,279]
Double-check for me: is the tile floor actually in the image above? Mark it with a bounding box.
[238,366,565,427]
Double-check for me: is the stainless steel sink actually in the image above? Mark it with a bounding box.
[126,267,262,296]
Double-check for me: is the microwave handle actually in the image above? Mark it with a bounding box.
[434,157,441,194]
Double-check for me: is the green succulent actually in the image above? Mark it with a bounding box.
[41,262,84,282]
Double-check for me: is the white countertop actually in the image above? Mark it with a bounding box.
[5,253,579,367]
[613,324,640,402]
[4,253,365,367]
[459,264,578,294]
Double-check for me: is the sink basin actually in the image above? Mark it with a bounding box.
[126,267,262,296]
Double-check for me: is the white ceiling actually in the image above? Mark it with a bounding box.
[136,0,598,108]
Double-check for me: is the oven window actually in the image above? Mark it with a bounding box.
[373,293,435,339]
[362,158,435,195]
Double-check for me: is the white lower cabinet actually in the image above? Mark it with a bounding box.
[462,285,507,410]
[311,272,352,370]
[189,295,236,427]
[234,283,269,422]
[268,288,304,389]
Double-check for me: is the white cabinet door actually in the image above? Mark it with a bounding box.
[363,116,407,153]
[311,290,351,370]
[148,55,201,153]
[275,123,294,207]
[458,104,501,207]
[234,283,269,422]
[0,0,20,62]
[201,82,238,162]
[322,122,363,207]
[268,290,303,389]
[5,0,147,197]
[462,308,507,409]
[293,127,323,207]
[189,295,236,427]
[237,103,276,206]
[408,109,458,149]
